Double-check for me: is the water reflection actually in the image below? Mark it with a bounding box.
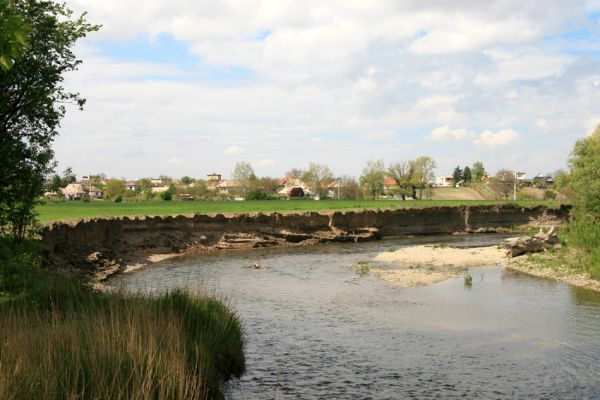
[111,235,600,399]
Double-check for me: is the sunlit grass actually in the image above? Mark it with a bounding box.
[36,199,563,223]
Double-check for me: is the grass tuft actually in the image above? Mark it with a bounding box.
[353,261,377,275]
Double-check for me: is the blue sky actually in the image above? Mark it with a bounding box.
[56,0,600,180]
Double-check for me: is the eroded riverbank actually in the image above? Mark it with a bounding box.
[41,205,569,282]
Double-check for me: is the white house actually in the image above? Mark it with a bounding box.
[436,176,454,187]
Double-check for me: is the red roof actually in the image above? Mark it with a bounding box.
[383,177,396,186]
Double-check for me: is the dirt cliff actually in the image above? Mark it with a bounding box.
[41,205,570,281]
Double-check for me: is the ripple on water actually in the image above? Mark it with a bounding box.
[110,236,600,399]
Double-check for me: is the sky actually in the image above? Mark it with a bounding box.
[56,0,600,180]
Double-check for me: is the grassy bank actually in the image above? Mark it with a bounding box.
[508,224,600,291]
[36,199,562,223]
[0,243,245,399]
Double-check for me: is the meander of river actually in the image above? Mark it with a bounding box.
[109,234,600,399]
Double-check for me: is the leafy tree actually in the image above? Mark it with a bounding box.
[285,168,305,178]
[47,167,76,194]
[302,162,333,198]
[139,178,152,200]
[566,124,600,272]
[472,161,485,183]
[232,161,257,196]
[490,169,515,200]
[569,124,600,217]
[103,179,125,200]
[180,176,195,185]
[462,166,472,185]
[388,161,415,200]
[338,176,362,200]
[553,171,573,197]
[359,159,385,200]
[160,184,177,201]
[452,166,463,186]
[412,156,436,199]
[0,1,98,240]
[184,179,209,200]
[258,177,279,194]
[0,0,30,70]
[246,189,269,200]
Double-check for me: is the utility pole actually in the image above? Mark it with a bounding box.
[513,171,517,201]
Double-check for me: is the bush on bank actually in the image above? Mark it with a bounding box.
[0,243,245,400]
[565,125,600,278]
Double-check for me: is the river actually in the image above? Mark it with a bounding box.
[108,234,600,399]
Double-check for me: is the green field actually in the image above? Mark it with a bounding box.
[36,199,564,223]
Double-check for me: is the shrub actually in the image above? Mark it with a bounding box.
[113,194,123,203]
[246,189,269,200]
[543,190,557,200]
[161,190,173,201]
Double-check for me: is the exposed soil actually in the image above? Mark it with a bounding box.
[41,205,570,282]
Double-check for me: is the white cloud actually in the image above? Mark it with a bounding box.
[167,157,186,166]
[409,17,540,55]
[475,51,573,85]
[534,118,548,129]
[473,129,520,147]
[257,158,275,166]
[52,0,600,179]
[415,96,460,109]
[426,125,474,142]
[225,146,243,155]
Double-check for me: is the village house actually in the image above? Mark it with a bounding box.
[61,183,103,200]
[532,173,555,188]
[125,180,140,191]
[436,176,454,187]
[276,177,312,198]
[215,180,241,196]
[207,173,221,182]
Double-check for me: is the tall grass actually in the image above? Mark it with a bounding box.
[0,243,245,400]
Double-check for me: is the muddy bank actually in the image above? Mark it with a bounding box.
[373,245,506,287]
[41,205,569,281]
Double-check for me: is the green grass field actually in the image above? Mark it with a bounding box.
[36,199,564,223]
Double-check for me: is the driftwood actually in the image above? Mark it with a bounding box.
[503,226,560,257]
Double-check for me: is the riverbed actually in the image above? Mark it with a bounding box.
[108,234,600,399]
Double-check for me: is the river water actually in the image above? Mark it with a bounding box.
[109,234,600,399]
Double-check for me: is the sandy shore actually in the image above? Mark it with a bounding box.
[372,245,506,287]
